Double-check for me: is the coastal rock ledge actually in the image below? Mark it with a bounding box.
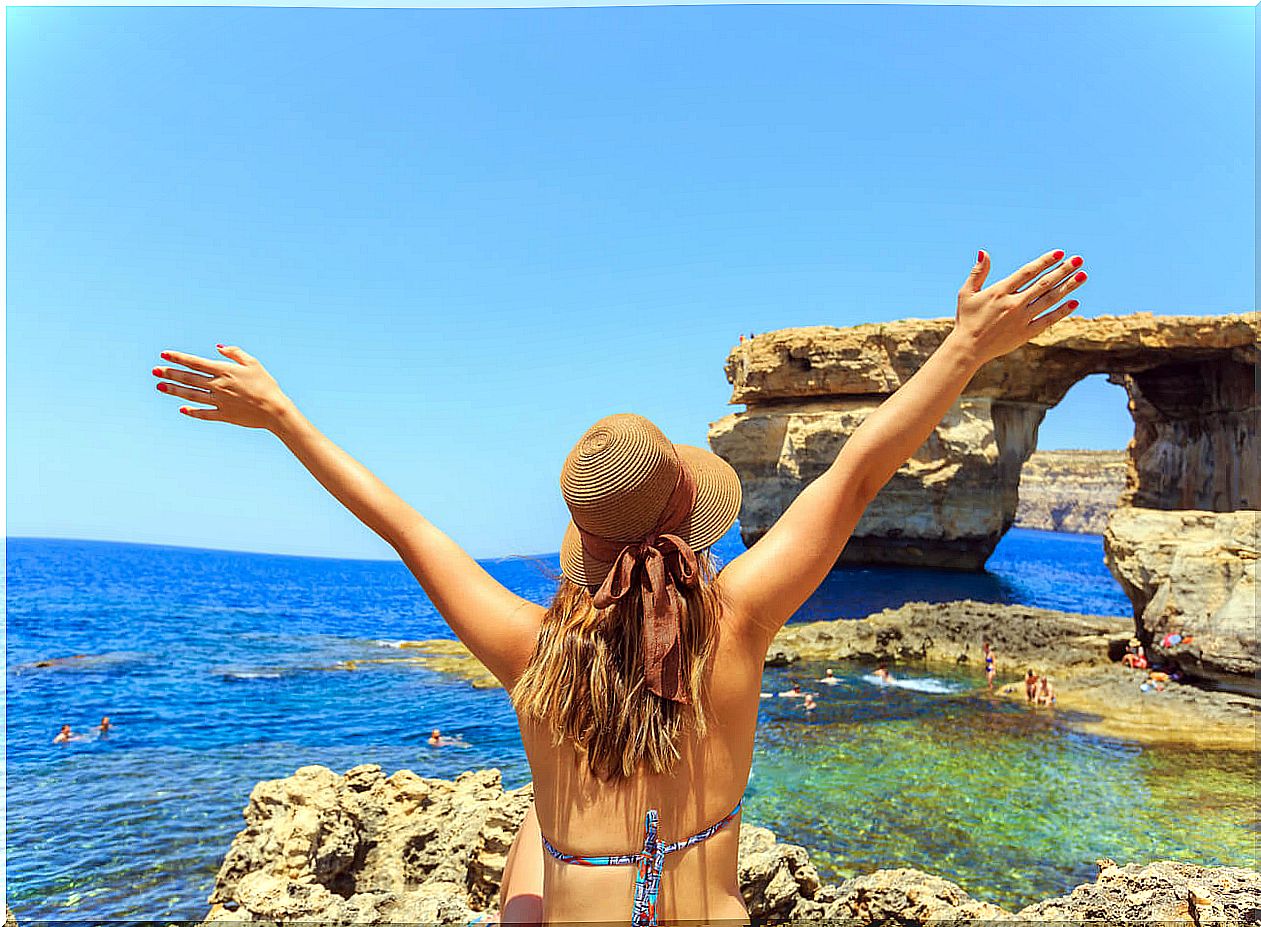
[199,764,1261,926]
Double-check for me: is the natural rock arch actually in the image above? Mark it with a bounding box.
[709,312,1258,568]
[708,312,1259,687]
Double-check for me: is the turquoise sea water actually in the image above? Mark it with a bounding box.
[6,528,1255,920]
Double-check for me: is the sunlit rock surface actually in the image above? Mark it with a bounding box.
[198,766,1261,925]
[1103,507,1259,692]
[710,312,1258,567]
[1014,449,1128,534]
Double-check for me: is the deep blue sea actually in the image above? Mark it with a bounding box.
[9,527,1253,920]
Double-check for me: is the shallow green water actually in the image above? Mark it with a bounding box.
[748,659,1259,911]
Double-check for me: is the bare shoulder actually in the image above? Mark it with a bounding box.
[713,569,778,656]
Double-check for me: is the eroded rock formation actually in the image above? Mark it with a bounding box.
[1104,507,1259,694]
[1014,449,1127,534]
[199,765,1261,926]
[709,311,1259,681]
[711,312,1257,568]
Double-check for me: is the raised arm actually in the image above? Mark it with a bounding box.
[717,248,1088,647]
[151,345,543,687]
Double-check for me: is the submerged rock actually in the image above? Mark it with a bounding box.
[200,766,1261,926]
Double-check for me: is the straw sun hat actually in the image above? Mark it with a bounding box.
[559,413,742,587]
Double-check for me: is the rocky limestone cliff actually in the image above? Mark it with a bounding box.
[197,765,1261,926]
[1014,449,1128,534]
[711,312,1258,567]
[1103,507,1259,695]
[710,311,1260,680]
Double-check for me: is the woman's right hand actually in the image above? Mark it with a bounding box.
[949,248,1088,365]
[152,344,295,431]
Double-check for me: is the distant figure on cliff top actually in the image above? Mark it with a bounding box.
[151,245,1087,923]
[983,641,996,690]
[819,668,840,685]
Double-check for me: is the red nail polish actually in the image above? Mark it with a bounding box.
[160,352,171,360]
[1075,272,1087,283]
[978,250,985,263]
[179,407,189,414]
[1071,256,1083,269]
[156,383,167,391]
[1052,250,1065,261]
[1066,300,1079,309]
[216,343,224,349]
[151,367,161,376]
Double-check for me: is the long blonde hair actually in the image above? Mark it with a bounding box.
[511,552,724,781]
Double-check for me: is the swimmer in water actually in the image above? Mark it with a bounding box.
[428,728,470,748]
[53,724,73,744]
[779,683,808,698]
[802,694,817,712]
[96,716,112,735]
[873,664,894,684]
[818,669,840,685]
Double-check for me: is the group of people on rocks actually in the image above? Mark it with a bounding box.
[1022,668,1057,707]
[1121,636,1187,694]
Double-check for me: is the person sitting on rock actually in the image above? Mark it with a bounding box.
[148,245,1087,923]
[1122,641,1148,670]
[1034,675,1056,707]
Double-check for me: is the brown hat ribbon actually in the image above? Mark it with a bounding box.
[578,461,700,703]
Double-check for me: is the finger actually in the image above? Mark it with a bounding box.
[217,343,257,365]
[1028,264,1088,312]
[179,404,222,421]
[159,349,230,376]
[1029,298,1080,334]
[152,365,214,388]
[155,381,214,402]
[1024,256,1085,307]
[963,250,990,294]
[1002,249,1067,294]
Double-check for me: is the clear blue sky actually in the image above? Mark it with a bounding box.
[7,4,1254,560]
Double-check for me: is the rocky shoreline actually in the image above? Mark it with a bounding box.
[768,600,1258,750]
[394,598,1258,751]
[188,763,1261,925]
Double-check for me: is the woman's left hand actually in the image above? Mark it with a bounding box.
[152,344,295,430]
